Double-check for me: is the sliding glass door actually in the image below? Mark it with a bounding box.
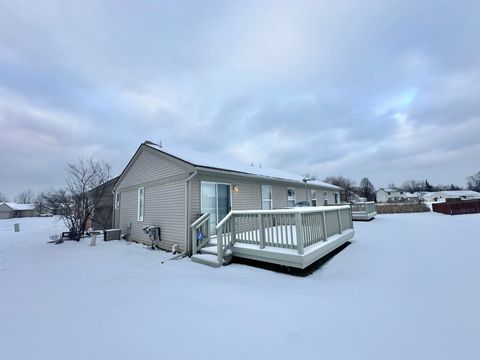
[201,182,231,234]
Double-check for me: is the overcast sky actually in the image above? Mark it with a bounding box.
[1,0,479,199]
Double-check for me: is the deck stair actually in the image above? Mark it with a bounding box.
[191,254,221,268]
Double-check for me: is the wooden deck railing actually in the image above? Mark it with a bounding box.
[190,213,211,255]
[216,206,353,263]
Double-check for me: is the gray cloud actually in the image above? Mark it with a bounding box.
[1,0,480,198]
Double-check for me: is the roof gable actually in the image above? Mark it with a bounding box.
[114,144,193,190]
[0,202,36,211]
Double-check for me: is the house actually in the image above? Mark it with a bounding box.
[87,176,120,230]
[0,203,37,219]
[423,190,480,202]
[112,141,353,268]
[376,188,410,203]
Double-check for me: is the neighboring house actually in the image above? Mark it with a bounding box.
[405,192,420,201]
[376,188,410,203]
[87,176,120,230]
[414,191,433,201]
[112,141,342,253]
[0,203,37,219]
[423,190,480,202]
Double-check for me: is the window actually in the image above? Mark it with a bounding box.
[311,190,317,206]
[115,192,121,209]
[324,191,328,205]
[287,188,295,207]
[137,187,144,221]
[261,185,272,210]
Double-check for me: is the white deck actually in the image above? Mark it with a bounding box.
[351,202,377,221]
[232,229,354,268]
[192,206,355,268]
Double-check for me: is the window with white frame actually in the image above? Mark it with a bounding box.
[324,191,328,205]
[137,187,145,221]
[287,188,295,207]
[115,192,121,209]
[261,185,272,210]
[311,190,317,206]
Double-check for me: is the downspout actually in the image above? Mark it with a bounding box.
[111,190,116,229]
[184,169,197,255]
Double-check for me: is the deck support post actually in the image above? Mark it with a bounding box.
[295,212,304,255]
[337,209,343,234]
[258,214,265,249]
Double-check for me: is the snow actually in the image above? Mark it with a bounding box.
[438,190,480,197]
[1,213,480,360]
[144,142,341,190]
[0,202,36,211]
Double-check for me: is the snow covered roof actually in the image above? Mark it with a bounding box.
[144,142,341,190]
[378,187,404,193]
[438,190,480,197]
[405,193,419,198]
[0,202,36,211]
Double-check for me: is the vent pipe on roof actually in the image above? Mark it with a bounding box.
[144,140,162,148]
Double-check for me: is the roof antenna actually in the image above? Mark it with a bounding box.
[158,140,162,148]
[250,162,254,167]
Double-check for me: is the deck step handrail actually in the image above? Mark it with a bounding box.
[215,212,235,264]
[191,213,211,255]
[215,205,353,262]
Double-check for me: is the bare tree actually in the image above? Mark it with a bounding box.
[402,180,425,193]
[358,177,376,201]
[323,176,356,202]
[466,171,480,192]
[0,192,8,202]
[34,192,48,214]
[45,158,111,238]
[15,189,34,204]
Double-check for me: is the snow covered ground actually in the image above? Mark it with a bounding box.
[1,213,479,360]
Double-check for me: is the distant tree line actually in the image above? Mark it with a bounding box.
[322,170,480,202]
[322,176,376,202]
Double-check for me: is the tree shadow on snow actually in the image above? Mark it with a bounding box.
[231,242,352,277]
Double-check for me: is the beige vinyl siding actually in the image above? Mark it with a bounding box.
[190,172,340,223]
[118,149,185,190]
[119,181,186,250]
[115,147,189,250]
[272,185,288,208]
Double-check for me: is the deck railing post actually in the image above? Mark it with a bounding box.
[258,213,265,249]
[216,226,223,265]
[230,215,236,246]
[295,212,304,255]
[337,209,343,233]
[322,211,328,241]
[192,227,197,255]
